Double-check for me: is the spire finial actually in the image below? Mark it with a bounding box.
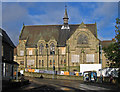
[65,4,67,9]
[63,4,69,24]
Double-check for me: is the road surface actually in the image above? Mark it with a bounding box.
[2,76,119,92]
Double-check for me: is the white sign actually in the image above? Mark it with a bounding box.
[86,54,94,62]
[20,50,24,56]
[35,69,39,73]
[71,55,79,62]
[60,71,64,75]
[61,47,66,55]
[29,50,32,55]
[28,60,34,66]
[80,64,102,76]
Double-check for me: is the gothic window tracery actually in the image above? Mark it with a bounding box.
[77,34,88,44]
[50,43,55,55]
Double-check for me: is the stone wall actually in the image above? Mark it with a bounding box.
[24,72,118,84]
[24,72,83,81]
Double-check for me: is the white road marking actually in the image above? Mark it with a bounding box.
[80,84,111,91]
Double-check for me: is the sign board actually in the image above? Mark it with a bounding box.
[64,72,69,75]
[60,71,64,75]
[61,47,66,55]
[28,69,35,72]
[80,64,102,76]
[35,69,39,73]
[86,54,94,62]
[27,60,34,66]
[29,50,32,55]
[71,55,79,62]
[20,50,24,56]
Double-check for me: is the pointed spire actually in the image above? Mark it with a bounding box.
[63,5,69,24]
[64,5,68,19]
[61,5,70,30]
[81,21,84,25]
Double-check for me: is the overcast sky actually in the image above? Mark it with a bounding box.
[1,1,118,46]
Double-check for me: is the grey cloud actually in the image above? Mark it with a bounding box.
[2,3,34,45]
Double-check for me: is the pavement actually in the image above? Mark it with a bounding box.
[2,76,120,92]
[2,79,29,92]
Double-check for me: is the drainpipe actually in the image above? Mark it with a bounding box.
[68,45,69,72]
[99,43,102,65]
[99,43,102,75]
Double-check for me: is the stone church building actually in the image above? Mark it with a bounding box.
[14,8,113,72]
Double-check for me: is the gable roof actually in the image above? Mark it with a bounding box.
[19,24,97,47]
[1,28,15,48]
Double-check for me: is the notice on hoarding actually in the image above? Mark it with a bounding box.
[71,54,79,62]
[86,54,94,62]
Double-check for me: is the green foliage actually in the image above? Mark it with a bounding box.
[103,43,119,67]
[103,18,120,84]
[103,18,120,67]
[115,18,120,42]
[115,18,120,66]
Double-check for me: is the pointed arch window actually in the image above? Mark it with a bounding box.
[77,34,88,44]
[39,43,44,55]
[50,43,55,55]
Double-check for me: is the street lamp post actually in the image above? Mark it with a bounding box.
[52,50,55,79]
[99,43,102,66]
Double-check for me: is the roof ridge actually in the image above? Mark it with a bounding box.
[25,24,62,26]
[24,23,96,27]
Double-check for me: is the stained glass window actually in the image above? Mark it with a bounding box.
[50,43,55,55]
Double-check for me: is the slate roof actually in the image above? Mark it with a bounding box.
[19,24,97,47]
[1,28,15,48]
